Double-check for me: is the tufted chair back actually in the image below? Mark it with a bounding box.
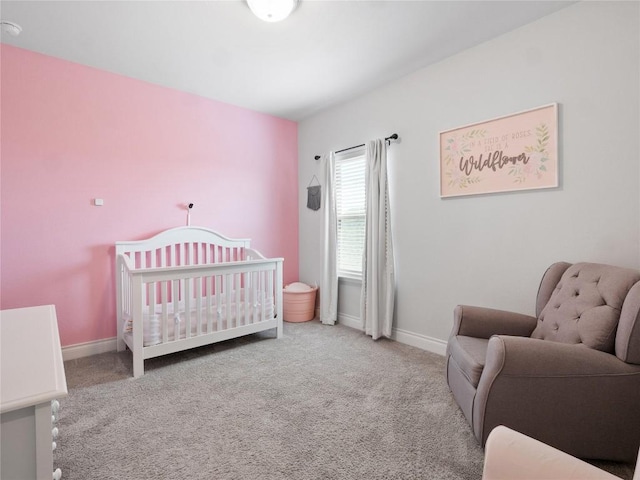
[531,262,640,363]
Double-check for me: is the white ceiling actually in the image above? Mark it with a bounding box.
[0,0,574,121]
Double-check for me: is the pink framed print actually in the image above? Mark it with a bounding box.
[440,103,558,197]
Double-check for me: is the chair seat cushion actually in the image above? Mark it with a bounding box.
[448,335,489,387]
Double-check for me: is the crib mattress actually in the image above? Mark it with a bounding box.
[123,297,274,347]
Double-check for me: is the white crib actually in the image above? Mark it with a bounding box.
[115,226,283,377]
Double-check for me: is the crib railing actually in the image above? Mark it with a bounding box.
[115,227,284,377]
[116,253,283,376]
[122,242,249,269]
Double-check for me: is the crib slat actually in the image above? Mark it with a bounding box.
[243,272,250,325]
[148,282,156,347]
[258,270,262,324]
[226,274,232,329]
[233,273,239,327]
[253,271,259,325]
[267,268,273,321]
[233,273,244,327]
[214,274,220,329]
[148,282,156,313]
[207,275,213,333]
[258,271,263,323]
[162,281,168,344]
[185,277,192,339]
[160,246,167,268]
[195,276,202,336]
[173,279,180,341]
[248,271,253,324]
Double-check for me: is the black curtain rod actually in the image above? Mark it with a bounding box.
[314,133,398,160]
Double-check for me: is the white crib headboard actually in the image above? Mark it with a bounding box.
[115,226,251,269]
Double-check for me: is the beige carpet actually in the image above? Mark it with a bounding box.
[56,321,634,479]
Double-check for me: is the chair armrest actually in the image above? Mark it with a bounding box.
[475,336,640,461]
[452,305,538,339]
[484,336,640,376]
[482,426,622,480]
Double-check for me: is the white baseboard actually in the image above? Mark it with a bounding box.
[62,337,117,361]
[337,312,362,330]
[391,328,447,356]
[338,313,446,356]
[61,320,447,361]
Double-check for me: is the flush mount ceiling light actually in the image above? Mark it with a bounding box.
[247,0,298,22]
[0,21,22,36]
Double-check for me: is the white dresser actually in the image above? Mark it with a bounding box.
[1,305,68,480]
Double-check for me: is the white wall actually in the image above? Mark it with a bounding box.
[297,1,640,353]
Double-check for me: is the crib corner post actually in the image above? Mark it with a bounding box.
[277,315,284,339]
[115,255,125,352]
[133,355,144,378]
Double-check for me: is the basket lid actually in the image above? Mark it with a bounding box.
[284,282,314,292]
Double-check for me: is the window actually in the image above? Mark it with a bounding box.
[335,149,366,278]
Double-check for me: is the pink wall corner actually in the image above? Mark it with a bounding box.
[0,45,299,347]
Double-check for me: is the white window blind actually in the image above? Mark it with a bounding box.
[336,151,366,278]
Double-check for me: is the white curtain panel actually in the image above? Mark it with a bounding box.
[360,139,396,339]
[319,152,338,325]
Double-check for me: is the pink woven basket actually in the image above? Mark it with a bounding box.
[283,283,318,322]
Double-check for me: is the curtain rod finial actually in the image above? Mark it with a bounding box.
[385,133,399,145]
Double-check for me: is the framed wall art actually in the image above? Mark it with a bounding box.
[440,103,558,198]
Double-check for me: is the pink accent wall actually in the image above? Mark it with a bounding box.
[0,45,299,347]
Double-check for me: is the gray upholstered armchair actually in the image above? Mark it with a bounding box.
[446,262,640,462]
